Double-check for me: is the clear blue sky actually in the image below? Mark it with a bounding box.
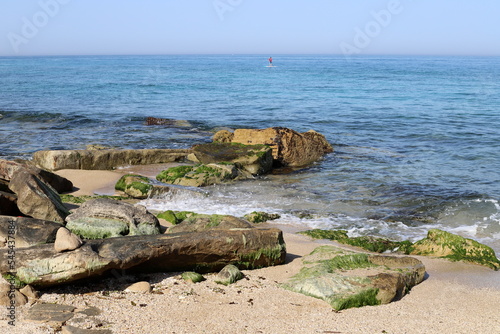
[1,0,499,56]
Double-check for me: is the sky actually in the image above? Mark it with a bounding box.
[1,0,499,57]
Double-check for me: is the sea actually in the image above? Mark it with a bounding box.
[1,54,499,255]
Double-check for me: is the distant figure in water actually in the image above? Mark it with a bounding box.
[268,57,273,65]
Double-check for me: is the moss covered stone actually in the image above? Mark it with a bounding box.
[115,174,153,199]
[282,245,425,311]
[299,229,414,254]
[156,163,238,187]
[215,264,243,285]
[181,271,205,283]
[243,211,281,224]
[411,229,500,270]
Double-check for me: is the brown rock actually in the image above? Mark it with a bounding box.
[213,130,234,143]
[19,284,40,299]
[0,216,62,248]
[8,169,69,223]
[54,227,83,253]
[231,127,333,167]
[32,149,191,171]
[125,281,152,293]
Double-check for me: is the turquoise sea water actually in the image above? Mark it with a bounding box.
[1,55,499,253]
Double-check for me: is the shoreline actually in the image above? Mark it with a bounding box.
[4,166,496,333]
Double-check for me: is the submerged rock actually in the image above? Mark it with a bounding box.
[411,229,500,270]
[282,245,425,311]
[65,198,161,239]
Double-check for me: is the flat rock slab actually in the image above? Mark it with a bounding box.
[24,303,76,325]
[283,245,425,311]
[33,149,191,171]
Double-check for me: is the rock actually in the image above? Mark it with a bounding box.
[231,127,333,167]
[145,117,191,127]
[19,284,40,299]
[181,271,205,283]
[167,214,253,234]
[0,236,5,247]
[157,210,197,225]
[54,227,83,253]
[24,303,76,326]
[299,229,414,254]
[115,174,153,199]
[0,228,286,288]
[0,159,73,193]
[213,130,234,143]
[156,163,238,187]
[0,216,62,248]
[191,142,273,175]
[125,281,152,293]
[282,245,425,311]
[65,198,161,239]
[215,264,243,285]
[0,288,28,306]
[244,211,281,224]
[411,229,500,270]
[33,149,191,171]
[8,169,69,223]
[0,191,22,216]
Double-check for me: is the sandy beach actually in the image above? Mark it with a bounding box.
[2,168,499,334]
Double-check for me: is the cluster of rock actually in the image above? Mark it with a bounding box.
[300,228,500,270]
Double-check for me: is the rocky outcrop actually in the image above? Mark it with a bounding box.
[225,127,333,167]
[410,229,500,270]
[0,159,73,193]
[282,245,425,311]
[167,214,253,234]
[190,142,273,175]
[115,174,154,199]
[8,169,69,223]
[0,228,286,288]
[32,149,191,171]
[65,198,161,239]
[0,216,62,248]
[156,163,238,187]
[145,117,192,127]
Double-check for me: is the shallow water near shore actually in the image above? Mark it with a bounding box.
[1,54,499,254]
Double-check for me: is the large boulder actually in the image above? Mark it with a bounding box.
[0,216,62,248]
[227,127,333,167]
[32,149,191,171]
[283,245,425,311]
[190,142,273,175]
[65,198,161,239]
[0,228,286,288]
[8,169,69,223]
[167,214,253,234]
[0,159,73,193]
[156,163,238,187]
[411,229,500,270]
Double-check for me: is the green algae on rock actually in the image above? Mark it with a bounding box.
[115,174,153,199]
[282,245,425,311]
[411,229,500,270]
[299,229,414,254]
[215,264,243,285]
[243,211,281,224]
[181,271,206,283]
[156,163,238,187]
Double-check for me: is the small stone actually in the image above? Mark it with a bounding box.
[125,281,152,293]
[54,227,83,252]
[215,264,244,285]
[181,271,205,283]
[20,284,39,299]
[0,289,28,306]
[24,303,76,325]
